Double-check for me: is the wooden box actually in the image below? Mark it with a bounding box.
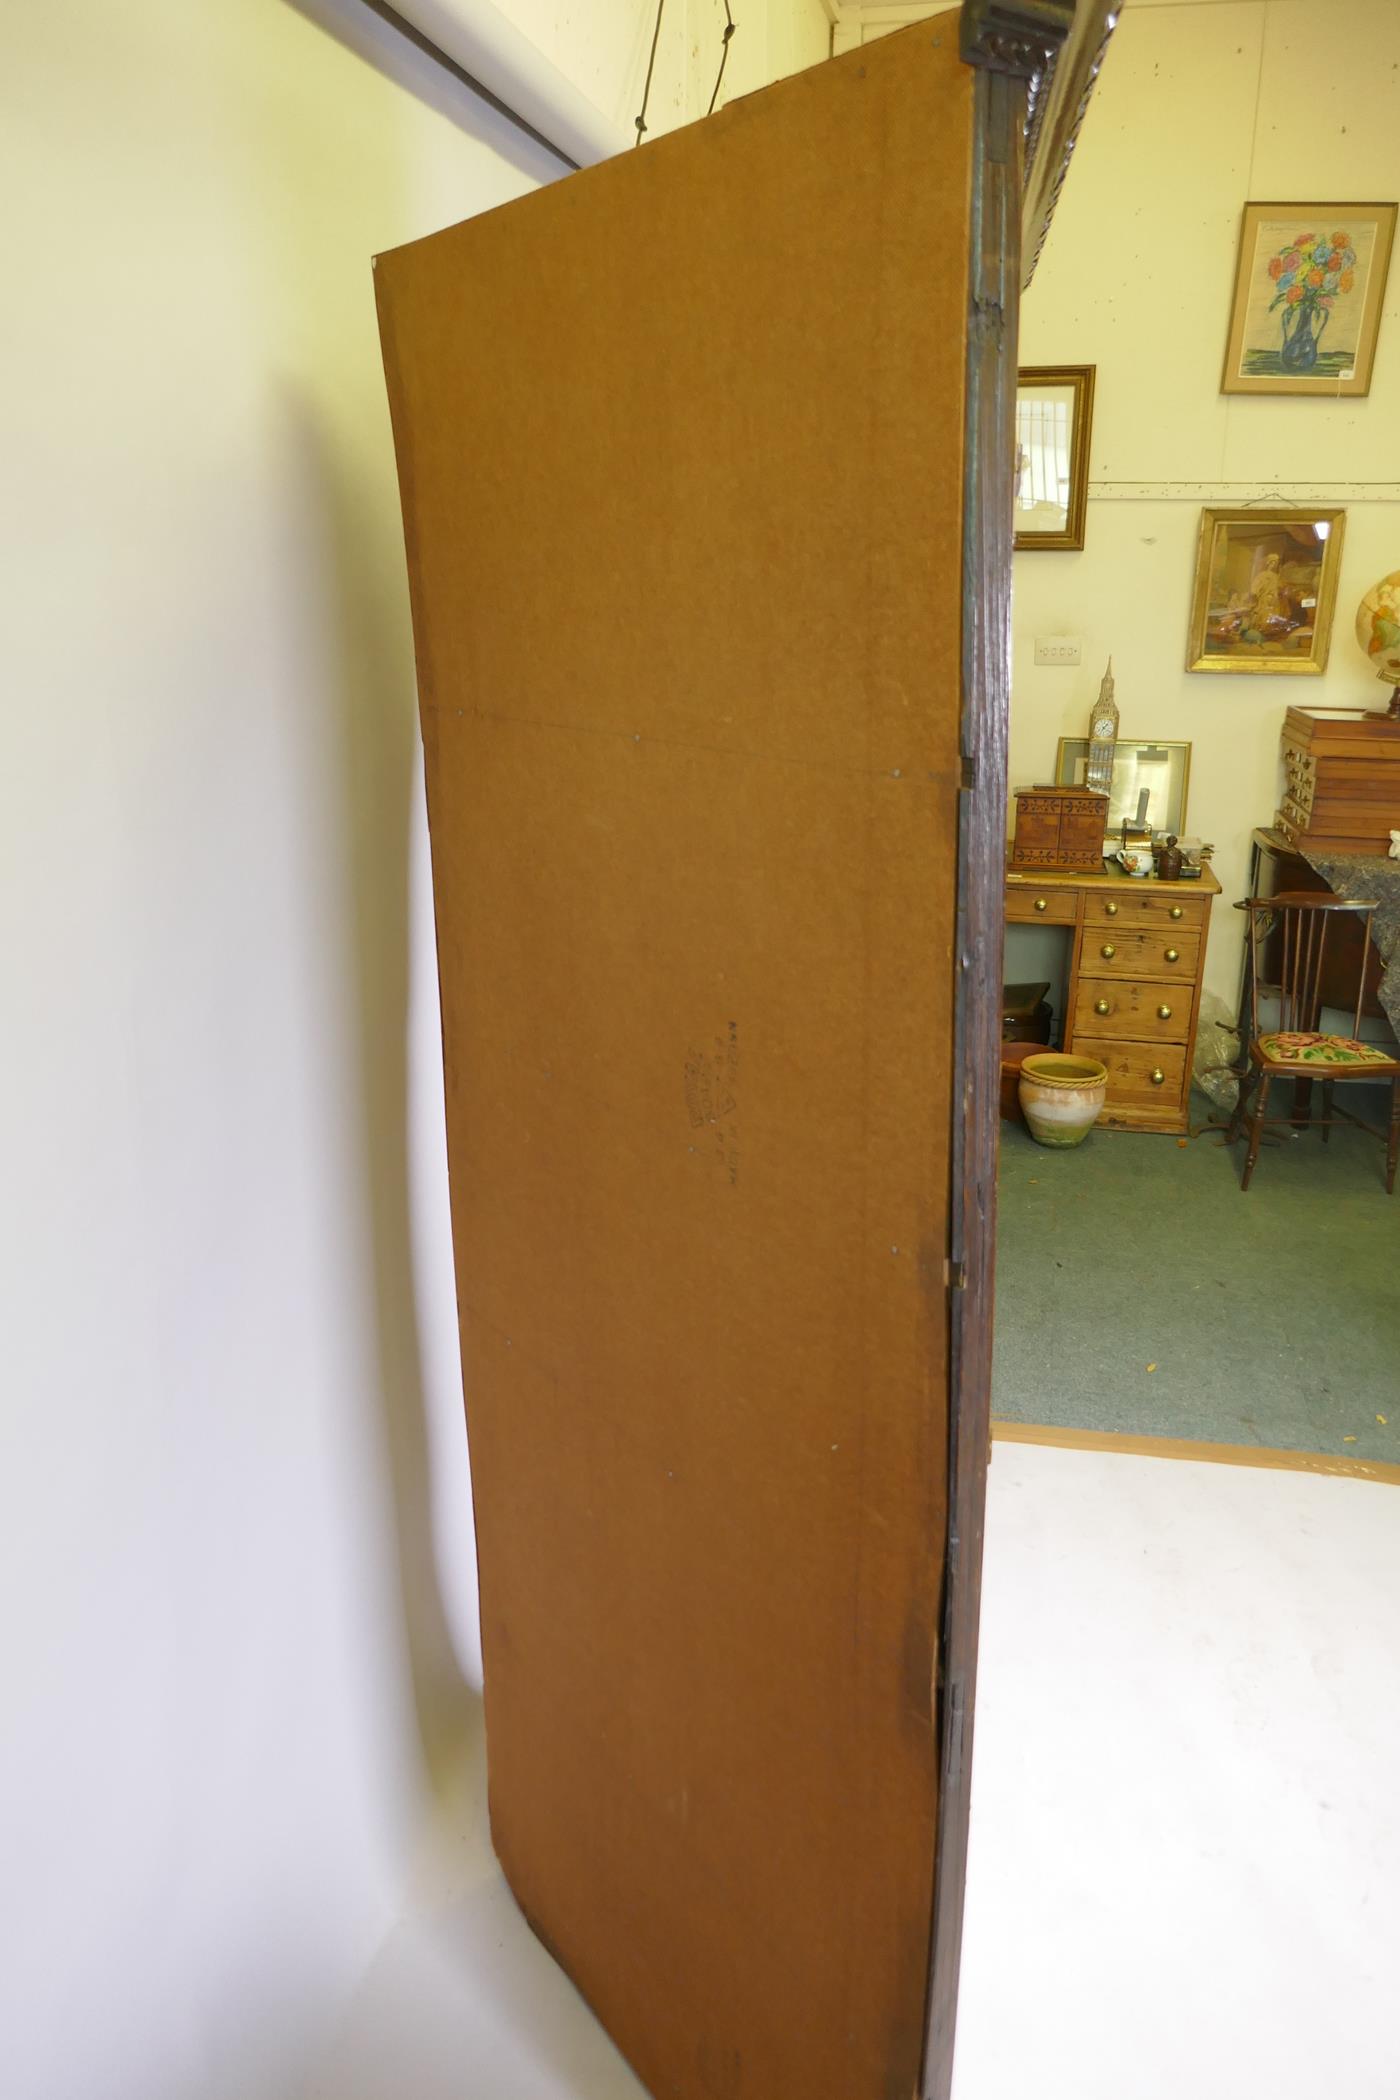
[1009,785,1108,872]
[1001,979,1052,1043]
[1276,705,1400,855]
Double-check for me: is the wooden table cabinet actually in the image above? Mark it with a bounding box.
[1005,862,1221,1132]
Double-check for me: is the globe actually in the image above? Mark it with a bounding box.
[1356,571,1400,710]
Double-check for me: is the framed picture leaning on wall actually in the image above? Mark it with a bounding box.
[1014,365,1095,549]
[1054,737,1191,836]
[1187,507,1346,675]
[1222,202,1396,396]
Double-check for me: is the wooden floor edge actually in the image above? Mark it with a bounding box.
[990,1418,1400,1487]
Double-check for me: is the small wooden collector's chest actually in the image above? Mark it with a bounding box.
[1277,706,1400,855]
[1009,785,1108,873]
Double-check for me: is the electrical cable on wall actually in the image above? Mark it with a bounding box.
[708,0,736,116]
[634,0,667,144]
[635,0,737,144]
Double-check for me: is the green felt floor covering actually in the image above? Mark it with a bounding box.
[993,1089,1400,1462]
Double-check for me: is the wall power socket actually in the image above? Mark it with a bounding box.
[1034,636,1083,667]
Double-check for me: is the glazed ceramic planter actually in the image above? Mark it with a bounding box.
[1017,1052,1108,1148]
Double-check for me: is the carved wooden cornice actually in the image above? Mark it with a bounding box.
[959,0,1119,287]
[832,2,1121,287]
[959,0,1074,77]
[1018,1,1118,285]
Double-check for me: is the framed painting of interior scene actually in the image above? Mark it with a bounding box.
[1014,365,1095,549]
[1187,508,1346,674]
[1222,202,1396,396]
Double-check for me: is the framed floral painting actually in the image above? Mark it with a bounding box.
[1222,202,1396,396]
[1187,508,1346,675]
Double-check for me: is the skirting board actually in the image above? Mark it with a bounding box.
[991,1418,1400,1488]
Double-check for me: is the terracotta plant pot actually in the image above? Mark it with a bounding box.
[1017,1052,1108,1149]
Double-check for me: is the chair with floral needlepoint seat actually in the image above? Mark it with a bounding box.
[1228,892,1400,1191]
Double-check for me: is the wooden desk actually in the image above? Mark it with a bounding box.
[1005,862,1221,1133]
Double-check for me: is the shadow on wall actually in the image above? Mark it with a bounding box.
[284,382,480,1792]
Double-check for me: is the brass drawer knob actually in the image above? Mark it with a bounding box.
[1034,897,1049,913]
[1100,942,1116,959]
[1150,1068,1166,1087]
[1164,947,1180,963]
[1105,901,1119,917]
[1169,905,1183,920]
[1157,1004,1172,1021]
[1094,998,1111,1015]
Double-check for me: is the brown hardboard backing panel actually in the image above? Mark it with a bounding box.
[376,28,972,2100]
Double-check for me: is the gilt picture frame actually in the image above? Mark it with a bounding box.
[1014,365,1095,550]
[1054,737,1191,836]
[1221,202,1396,397]
[1187,507,1346,675]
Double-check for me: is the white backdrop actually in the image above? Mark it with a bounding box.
[0,0,830,2093]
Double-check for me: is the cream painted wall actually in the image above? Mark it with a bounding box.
[839,1,956,52]
[1014,0,1400,1009]
[494,0,829,136]
[1,4,831,2097]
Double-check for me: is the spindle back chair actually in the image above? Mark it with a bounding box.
[1229,892,1399,1192]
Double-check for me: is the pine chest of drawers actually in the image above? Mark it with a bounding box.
[1004,863,1221,1133]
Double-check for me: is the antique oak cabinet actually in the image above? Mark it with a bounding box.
[376,8,1110,2096]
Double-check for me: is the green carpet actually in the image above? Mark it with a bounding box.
[993,1090,1400,1462]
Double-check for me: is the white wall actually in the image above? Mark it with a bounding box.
[1014,0,1400,1007]
[0,4,830,2097]
[1,6,537,2098]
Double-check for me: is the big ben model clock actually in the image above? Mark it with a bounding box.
[1086,658,1118,797]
